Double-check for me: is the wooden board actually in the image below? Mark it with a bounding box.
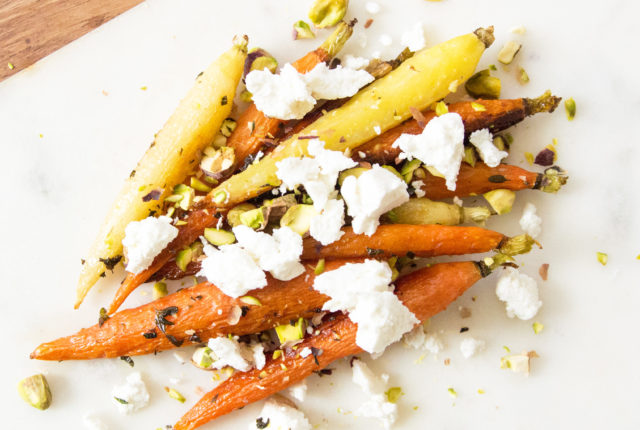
[0,0,143,82]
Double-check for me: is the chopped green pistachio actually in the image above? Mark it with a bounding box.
[153,281,168,300]
[400,159,422,183]
[532,322,544,334]
[470,102,486,112]
[500,351,538,375]
[492,135,507,151]
[552,138,559,146]
[8,62,15,70]
[212,133,227,148]
[463,146,477,167]
[497,41,522,65]
[636,254,640,260]
[483,189,516,215]
[524,152,534,165]
[17,374,52,410]
[204,228,236,246]
[338,167,368,186]
[275,318,306,344]
[192,346,214,368]
[447,387,457,398]
[465,69,501,99]
[239,207,265,230]
[388,256,399,281]
[201,146,235,179]
[564,98,576,121]
[240,89,253,103]
[308,0,348,28]
[425,165,445,179]
[504,132,514,145]
[239,296,262,306]
[140,86,147,91]
[518,66,530,84]
[271,350,283,361]
[227,203,257,227]
[173,184,195,210]
[596,252,608,266]
[381,165,404,181]
[176,247,193,272]
[293,20,316,39]
[165,387,186,403]
[220,118,237,137]
[385,387,403,403]
[503,346,511,353]
[165,193,183,203]
[434,101,448,116]
[212,190,228,204]
[190,177,212,193]
[315,258,326,275]
[280,204,318,236]
[488,64,497,71]
[175,220,187,226]
[477,389,486,394]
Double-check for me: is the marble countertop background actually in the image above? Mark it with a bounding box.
[1,0,639,428]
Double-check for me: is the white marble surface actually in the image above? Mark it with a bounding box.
[1,0,639,428]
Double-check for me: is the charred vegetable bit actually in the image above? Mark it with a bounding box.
[99,307,110,327]
[155,306,183,347]
[120,356,135,367]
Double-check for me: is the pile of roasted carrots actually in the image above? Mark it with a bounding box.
[31,19,567,430]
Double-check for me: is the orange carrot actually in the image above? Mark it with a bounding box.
[174,261,487,430]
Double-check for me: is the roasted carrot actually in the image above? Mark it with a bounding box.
[174,261,489,430]
[358,91,561,165]
[106,22,354,314]
[417,163,567,200]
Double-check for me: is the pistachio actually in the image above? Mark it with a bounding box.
[470,102,486,112]
[173,184,195,210]
[212,190,229,205]
[220,118,237,137]
[314,258,326,275]
[165,387,186,403]
[434,101,448,116]
[272,350,283,360]
[192,346,214,369]
[497,41,522,65]
[492,135,507,151]
[212,133,227,148]
[596,252,608,266]
[280,204,318,236]
[462,146,477,167]
[518,66,530,84]
[400,159,422,183]
[244,48,278,79]
[240,89,253,103]
[465,69,501,99]
[17,374,52,410]
[204,228,236,246]
[483,189,516,215]
[337,167,368,186]
[200,146,236,180]
[532,322,544,334]
[500,351,538,375]
[275,318,306,344]
[240,207,266,229]
[385,387,403,403]
[190,177,212,193]
[239,296,262,306]
[447,387,457,398]
[524,152,534,165]
[308,0,348,28]
[564,98,576,121]
[153,281,168,300]
[175,247,193,272]
[425,165,445,179]
[227,203,257,227]
[381,165,404,181]
[293,20,316,40]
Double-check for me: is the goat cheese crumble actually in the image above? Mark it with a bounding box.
[205,337,266,372]
[519,202,542,238]
[469,129,508,167]
[460,337,486,358]
[303,63,374,100]
[402,325,444,355]
[313,260,418,354]
[111,372,149,414]
[309,198,346,245]
[289,380,308,402]
[379,34,393,46]
[83,412,108,430]
[392,113,465,191]
[352,359,397,429]
[122,216,178,274]
[342,54,370,70]
[341,165,409,236]
[365,1,381,14]
[401,22,426,52]
[411,180,426,198]
[250,398,312,430]
[198,243,266,297]
[496,268,542,320]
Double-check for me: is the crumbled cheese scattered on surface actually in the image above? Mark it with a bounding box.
[83,412,108,430]
[519,202,542,238]
[401,22,426,51]
[379,34,393,46]
[365,1,381,14]
[356,32,368,48]
[341,165,409,236]
[392,113,465,191]
[411,180,426,197]
[277,139,357,211]
[314,260,418,354]
[289,380,308,402]
[469,129,508,167]
[342,54,370,70]
[173,352,186,364]
[250,398,312,430]
[252,343,266,370]
[112,372,149,414]
[460,337,486,358]
[500,351,538,376]
[402,325,444,355]
[122,216,178,274]
[299,347,312,358]
[352,359,397,429]
[510,25,527,34]
[234,225,305,281]
[198,243,266,297]
[206,337,260,372]
[309,198,346,245]
[496,268,542,320]
[303,63,374,100]
[245,63,315,120]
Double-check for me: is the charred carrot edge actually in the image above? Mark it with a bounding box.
[358,92,560,165]
[174,261,485,430]
[107,25,354,314]
[151,224,506,280]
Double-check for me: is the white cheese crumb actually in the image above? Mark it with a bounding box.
[303,63,374,100]
[358,151,367,158]
[233,225,305,281]
[371,50,381,59]
[392,113,464,191]
[299,347,312,358]
[510,25,527,35]
[112,372,149,414]
[496,268,542,320]
[122,216,178,274]
[309,198,345,245]
[411,180,425,198]
[402,325,444,355]
[373,125,382,135]
[341,165,409,236]
[276,139,357,211]
[356,32,368,48]
[289,380,308,402]
[469,129,508,167]
[250,398,312,430]
[252,343,266,370]
[245,63,315,120]
[460,337,486,358]
[173,352,186,364]
[342,54,370,70]
[365,1,381,14]
[453,196,463,207]
[519,202,542,238]
[198,243,266,298]
[352,359,397,429]
[401,22,426,52]
[379,34,393,46]
[83,412,108,430]
[313,260,418,354]
[206,337,252,371]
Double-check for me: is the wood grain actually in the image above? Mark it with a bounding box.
[0,0,143,82]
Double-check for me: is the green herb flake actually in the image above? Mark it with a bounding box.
[98,307,110,327]
[532,322,544,334]
[221,95,228,106]
[114,397,129,404]
[120,356,135,367]
[256,417,270,429]
[596,252,608,266]
[564,98,576,121]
